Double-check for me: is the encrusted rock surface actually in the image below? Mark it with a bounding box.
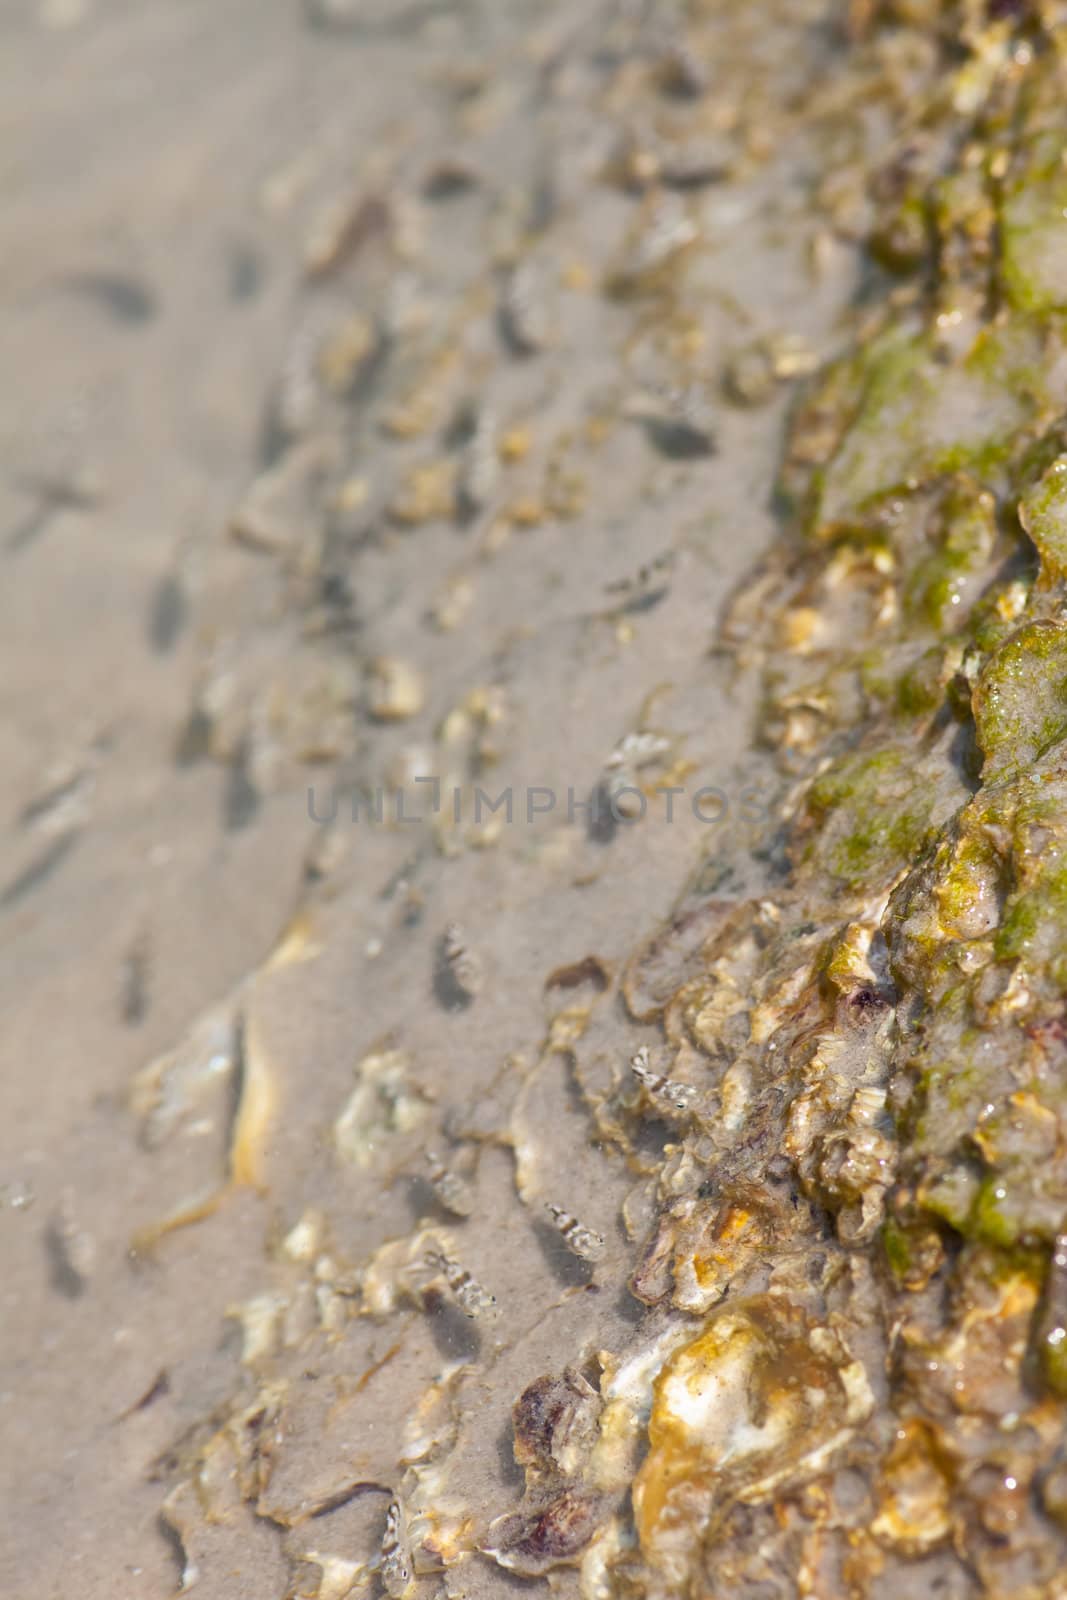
[8,2,1067,1598]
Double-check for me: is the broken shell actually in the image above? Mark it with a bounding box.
[428,572,475,632]
[511,1369,601,1481]
[424,1149,475,1218]
[723,342,776,407]
[334,1048,429,1168]
[484,1487,606,1576]
[632,1297,872,1583]
[279,1208,326,1264]
[609,195,698,292]
[387,460,457,526]
[367,657,426,722]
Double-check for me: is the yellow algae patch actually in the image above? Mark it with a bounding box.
[632,1296,872,1585]
[671,1200,764,1313]
[870,1420,952,1556]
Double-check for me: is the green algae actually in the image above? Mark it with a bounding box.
[999,129,1067,316]
[719,17,1067,1582]
[972,619,1067,779]
[804,746,938,888]
[971,1173,1028,1248]
[1020,453,1067,583]
[918,1160,981,1234]
[932,828,1003,937]
[995,852,1067,962]
[895,646,949,717]
[809,316,1065,540]
[1040,1322,1067,1399]
[902,480,996,629]
[881,1212,914,1278]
